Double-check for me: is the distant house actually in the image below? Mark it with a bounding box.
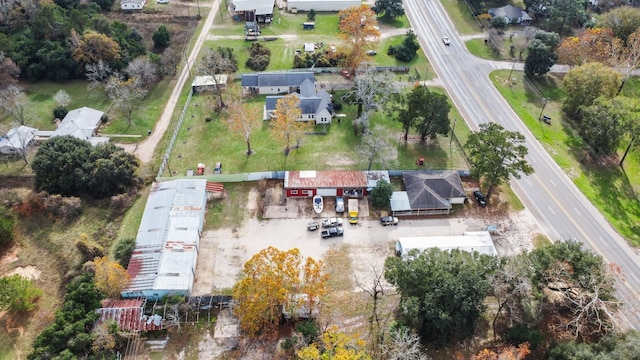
[287,0,360,12]
[0,125,37,155]
[264,78,333,124]
[192,75,228,93]
[284,170,368,198]
[488,5,532,25]
[37,107,109,146]
[232,0,275,23]
[121,0,146,10]
[241,71,315,95]
[391,171,468,216]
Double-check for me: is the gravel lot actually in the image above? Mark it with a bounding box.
[191,190,543,295]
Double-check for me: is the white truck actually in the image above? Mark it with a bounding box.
[348,199,358,225]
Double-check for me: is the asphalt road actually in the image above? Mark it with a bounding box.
[403,0,640,329]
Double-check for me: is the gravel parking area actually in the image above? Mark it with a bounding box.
[191,194,542,295]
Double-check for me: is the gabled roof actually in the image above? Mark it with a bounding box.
[285,170,368,189]
[233,0,275,14]
[265,86,332,116]
[488,5,524,19]
[241,72,315,87]
[0,125,37,151]
[403,171,467,210]
[96,299,163,332]
[63,107,103,129]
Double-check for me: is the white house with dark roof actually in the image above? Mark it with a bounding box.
[241,72,315,95]
[264,78,333,124]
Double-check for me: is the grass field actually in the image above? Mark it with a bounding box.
[164,84,469,176]
[491,70,640,245]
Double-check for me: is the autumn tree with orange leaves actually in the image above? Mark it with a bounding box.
[556,28,619,67]
[93,256,130,298]
[225,87,261,156]
[338,5,381,73]
[232,247,328,337]
[473,343,530,360]
[270,94,313,156]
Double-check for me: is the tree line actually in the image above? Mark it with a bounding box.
[0,0,174,81]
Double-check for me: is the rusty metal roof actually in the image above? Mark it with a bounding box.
[96,299,163,332]
[284,170,367,188]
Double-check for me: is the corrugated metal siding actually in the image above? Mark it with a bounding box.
[122,179,207,299]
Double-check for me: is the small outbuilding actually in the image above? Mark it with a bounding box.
[284,170,368,198]
[121,0,146,10]
[192,75,228,93]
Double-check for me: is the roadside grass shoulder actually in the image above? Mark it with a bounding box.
[440,0,483,36]
[491,70,640,245]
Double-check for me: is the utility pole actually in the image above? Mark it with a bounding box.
[508,58,516,87]
[538,98,547,135]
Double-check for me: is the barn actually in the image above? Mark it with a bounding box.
[284,170,368,198]
[121,179,207,300]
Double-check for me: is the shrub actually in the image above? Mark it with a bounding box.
[296,321,319,344]
[53,106,68,120]
[76,234,105,263]
[249,42,271,57]
[0,208,15,247]
[14,192,46,217]
[246,54,270,71]
[490,16,508,29]
[152,25,171,48]
[307,9,316,21]
[43,194,82,221]
[111,193,132,213]
[114,237,136,268]
[333,102,343,111]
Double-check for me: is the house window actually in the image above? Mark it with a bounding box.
[291,190,298,195]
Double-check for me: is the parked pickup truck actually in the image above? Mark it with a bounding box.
[321,227,344,238]
[322,218,343,228]
[379,216,399,226]
[307,221,320,231]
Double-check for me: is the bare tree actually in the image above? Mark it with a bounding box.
[0,51,20,88]
[105,74,148,127]
[0,85,30,125]
[383,328,429,360]
[489,256,533,341]
[126,56,158,89]
[356,124,395,171]
[609,29,640,95]
[488,29,504,55]
[53,90,71,108]
[355,264,390,357]
[85,61,113,89]
[345,68,399,134]
[198,48,237,110]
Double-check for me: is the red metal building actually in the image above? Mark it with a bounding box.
[284,170,368,198]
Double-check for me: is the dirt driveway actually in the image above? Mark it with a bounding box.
[191,189,543,295]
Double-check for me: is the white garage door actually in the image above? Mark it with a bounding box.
[316,188,337,196]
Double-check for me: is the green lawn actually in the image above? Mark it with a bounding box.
[164,85,469,175]
[491,70,640,245]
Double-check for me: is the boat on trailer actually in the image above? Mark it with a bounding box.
[313,195,323,214]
